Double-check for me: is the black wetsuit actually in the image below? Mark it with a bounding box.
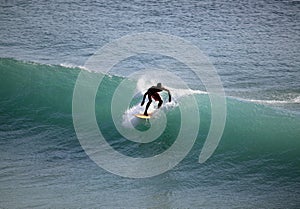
[141,86,171,116]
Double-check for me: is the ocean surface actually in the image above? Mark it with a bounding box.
[1,0,300,208]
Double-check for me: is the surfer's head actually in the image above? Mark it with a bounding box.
[157,83,162,88]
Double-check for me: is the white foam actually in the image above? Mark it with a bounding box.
[169,88,207,99]
[292,96,300,103]
[60,63,84,69]
[238,96,300,105]
[122,104,156,128]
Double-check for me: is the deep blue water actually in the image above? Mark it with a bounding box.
[1,0,300,208]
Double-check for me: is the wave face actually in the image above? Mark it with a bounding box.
[1,58,300,208]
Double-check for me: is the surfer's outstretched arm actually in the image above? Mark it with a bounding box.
[167,90,171,102]
[162,88,171,102]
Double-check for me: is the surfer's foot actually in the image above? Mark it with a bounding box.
[144,112,148,116]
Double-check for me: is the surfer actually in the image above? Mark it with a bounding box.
[141,83,171,116]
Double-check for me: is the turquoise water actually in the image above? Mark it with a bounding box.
[1,0,300,208]
[1,59,299,208]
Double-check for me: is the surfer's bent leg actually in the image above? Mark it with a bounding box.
[156,94,163,108]
[158,99,163,108]
[152,93,163,109]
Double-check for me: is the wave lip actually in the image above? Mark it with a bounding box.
[246,96,300,104]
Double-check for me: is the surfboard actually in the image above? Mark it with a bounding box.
[134,113,152,119]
